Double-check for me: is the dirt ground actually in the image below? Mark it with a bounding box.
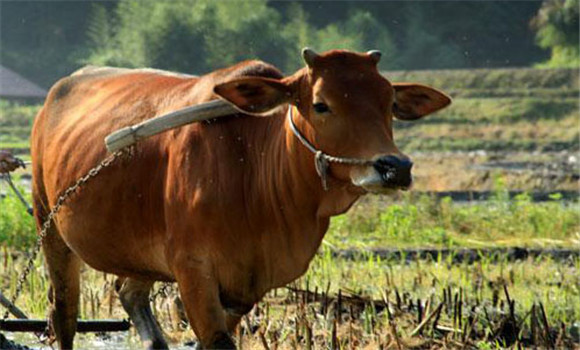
[411,151,579,192]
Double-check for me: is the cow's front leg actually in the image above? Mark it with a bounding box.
[174,267,235,349]
[224,300,254,334]
[226,313,243,334]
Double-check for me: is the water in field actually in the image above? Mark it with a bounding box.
[5,332,195,350]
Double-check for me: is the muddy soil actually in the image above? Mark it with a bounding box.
[411,151,579,192]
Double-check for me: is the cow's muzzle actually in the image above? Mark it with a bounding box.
[351,154,413,193]
[373,155,413,189]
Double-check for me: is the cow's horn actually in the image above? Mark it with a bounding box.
[367,50,382,63]
[302,47,318,67]
[105,99,238,152]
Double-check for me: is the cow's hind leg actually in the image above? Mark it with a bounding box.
[43,229,81,349]
[117,278,168,350]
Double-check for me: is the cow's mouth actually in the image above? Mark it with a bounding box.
[352,174,412,194]
[351,160,413,194]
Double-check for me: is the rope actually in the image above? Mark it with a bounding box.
[287,106,374,190]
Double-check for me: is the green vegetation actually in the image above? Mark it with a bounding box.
[0,100,39,151]
[0,190,35,249]
[387,67,578,91]
[0,100,39,128]
[1,1,566,88]
[326,193,579,250]
[437,98,577,123]
[531,0,580,68]
[82,0,441,73]
[295,249,580,348]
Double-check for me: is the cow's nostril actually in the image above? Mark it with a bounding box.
[373,156,413,172]
[373,155,413,188]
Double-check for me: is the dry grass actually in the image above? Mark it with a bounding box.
[2,247,579,349]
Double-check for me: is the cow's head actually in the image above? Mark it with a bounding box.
[214,49,451,193]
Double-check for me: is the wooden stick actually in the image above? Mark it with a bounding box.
[0,319,130,333]
[410,302,444,336]
[0,291,28,319]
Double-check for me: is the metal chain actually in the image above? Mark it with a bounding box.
[2,149,127,322]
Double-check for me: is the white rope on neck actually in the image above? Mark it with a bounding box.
[286,106,374,190]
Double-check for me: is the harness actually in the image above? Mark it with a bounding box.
[287,106,374,190]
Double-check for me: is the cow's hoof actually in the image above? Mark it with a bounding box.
[184,333,235,349]
[185,340,202,349]
[144,338,169,350]
[208,333,236,349]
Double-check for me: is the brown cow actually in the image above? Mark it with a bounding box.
[30,49,450,349]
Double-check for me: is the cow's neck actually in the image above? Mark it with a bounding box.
[257,106,362,285]
[280,106,363,218]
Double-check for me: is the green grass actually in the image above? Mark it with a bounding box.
[387,68,580,153]
[0,188,36,249]
[289,249,580,348]
[325,192,580,251]
[303,247,580,327]
[0,100,40,150]
[426,97,579,124]
[0,141,30,150]
[0,126,33,141]
[0,100,40,128]
[445,88,579,99]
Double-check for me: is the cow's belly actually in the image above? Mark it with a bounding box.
[52,190,174,281]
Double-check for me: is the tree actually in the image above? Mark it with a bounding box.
[83,0,287,74]
[531,0,580,67]
[394,8,467,70]
[84,1,400,74]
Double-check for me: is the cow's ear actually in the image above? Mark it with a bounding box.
[392,83,451,120]
[214,77,293,116]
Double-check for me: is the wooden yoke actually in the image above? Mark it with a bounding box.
[104,99,238,152]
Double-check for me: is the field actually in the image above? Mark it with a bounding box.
[1,67,579,349]
[2,191,580,349]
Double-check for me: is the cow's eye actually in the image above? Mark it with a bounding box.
[313,102,330,114]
